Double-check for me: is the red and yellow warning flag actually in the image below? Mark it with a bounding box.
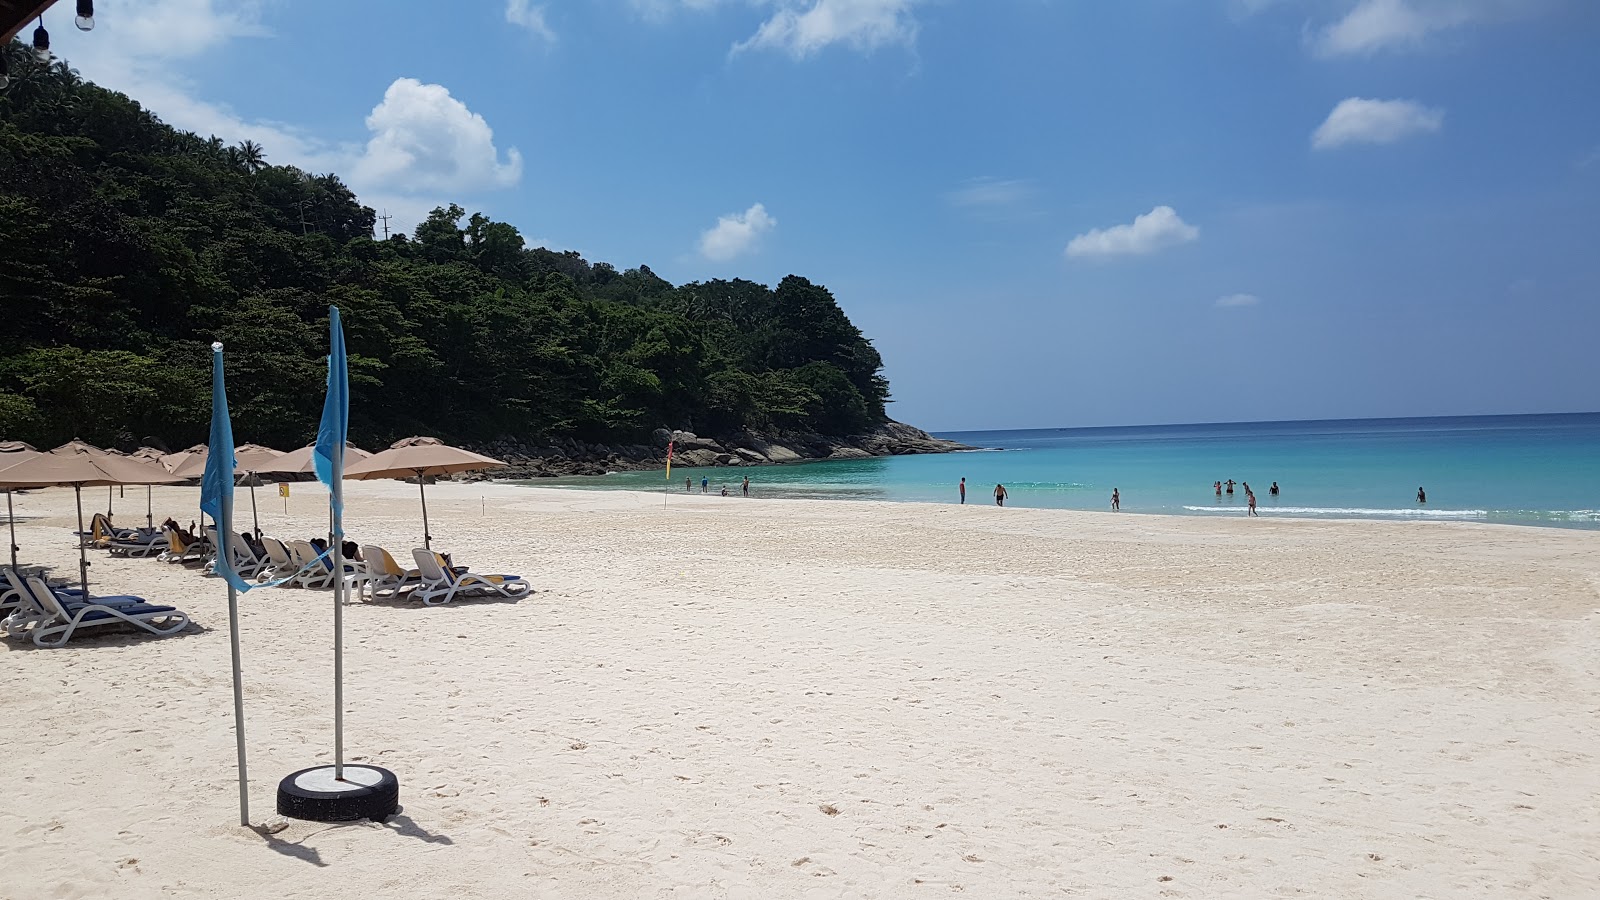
[665,440,674,481]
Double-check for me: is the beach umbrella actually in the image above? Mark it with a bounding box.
[261,441,370,476]
[51,440,125,518]
[0,446,183,595]
[160,444,207,474]
[0,441,42,570]
[343,437,506,549]
[169,443,285,534]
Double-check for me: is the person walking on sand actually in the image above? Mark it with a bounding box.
[1111,488,1120,511]
[994,483,1008,507]
[1247,490,1258,517]
[701,476,708,494]
[742,475,750,497]
[959,477,966,504]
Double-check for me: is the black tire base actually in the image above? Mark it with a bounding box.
[276,765,400,822]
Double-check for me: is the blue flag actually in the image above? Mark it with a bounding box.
[313,306,349,534]
[200,342,259,593]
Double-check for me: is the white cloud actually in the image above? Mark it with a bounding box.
[1216,293,1261,308]
[351,78,523,194]
[699,203,777,261]
[1312,97,1443,149]
[505,0,556,41]
[47,1,522,240]
[1312,0,1544,57]
[1065,206,1199,260]
[734,0,920,58]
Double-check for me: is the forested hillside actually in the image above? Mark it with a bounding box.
[0,42,890,452]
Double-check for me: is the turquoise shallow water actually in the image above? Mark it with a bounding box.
[525,413,1600,529]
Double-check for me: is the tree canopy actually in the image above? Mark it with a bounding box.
[0,43,891,450]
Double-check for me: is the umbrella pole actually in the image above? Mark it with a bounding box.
[74,485,90,596]
[418,472,431,550]
[108,484,113,518]
[6,491,17,571]
[146,485,153,531]
[249,480,259,535]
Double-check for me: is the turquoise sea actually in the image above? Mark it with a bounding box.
[528,413,1600,530]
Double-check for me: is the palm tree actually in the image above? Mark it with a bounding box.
[236,140,266,174]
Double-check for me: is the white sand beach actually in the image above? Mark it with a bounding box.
[3,481,1598,899]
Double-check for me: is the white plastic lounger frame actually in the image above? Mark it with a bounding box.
[287,540,337,590]
[23,576,189,648]
[410,548,529,606]
[257,538,294,582]
[357,545,421,601]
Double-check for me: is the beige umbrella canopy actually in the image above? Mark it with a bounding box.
[166,444,286,533]
[160,444,208,474]
[263,442,371,476]
[343,437,506,549]
[1,442,43,570]
[0,446,183,595]
[129,447,168,464]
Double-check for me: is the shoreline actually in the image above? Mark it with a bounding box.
[505,480,1600,532]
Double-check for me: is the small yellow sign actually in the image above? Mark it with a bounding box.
[279,484,290,498]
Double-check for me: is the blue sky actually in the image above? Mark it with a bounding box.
[47,0,1600,431]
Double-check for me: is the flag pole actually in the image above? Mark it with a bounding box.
[210,342,250,827]
[275,304,397,823]
[332,460,344,781]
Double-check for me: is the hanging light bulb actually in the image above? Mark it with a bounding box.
[76,0,95,31]
[33,20,51,62]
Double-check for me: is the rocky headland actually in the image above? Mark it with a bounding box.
[466,421,971,479]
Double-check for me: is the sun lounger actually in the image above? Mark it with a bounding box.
[108,529,166,558]
[2,569,150,639]
[158,527,207,565]
[355,545,421,601]
[205,534,266,579]
[256,538,294,582]
[22,576,188,648]
[286,540,352,590]
[410,548,528,606]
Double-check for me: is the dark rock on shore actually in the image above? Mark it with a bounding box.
[462,420,970,481]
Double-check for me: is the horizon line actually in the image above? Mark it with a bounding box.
[931,409,1600,436]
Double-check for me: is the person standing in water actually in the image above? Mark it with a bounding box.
[959,477,966,504]
[1111,488,1120,511]
[994,484,1008,507]
[685,477,691,492]
[1215,481,1222,498]
[1226,479,1236,495]
[741,475,750,497]
[1417,486,1427,504]
[1269,481,1279,497]
[701,476,708,494]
